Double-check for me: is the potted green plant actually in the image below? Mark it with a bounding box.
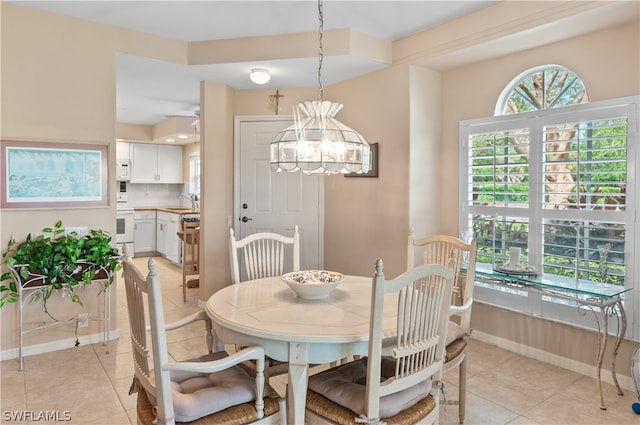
[0,220,121,307]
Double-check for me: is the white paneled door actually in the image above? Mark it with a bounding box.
[234,117,323,271]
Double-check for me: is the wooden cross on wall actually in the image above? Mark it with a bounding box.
[269,90,284,115]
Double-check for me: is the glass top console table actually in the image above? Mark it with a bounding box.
[473,264,630,410]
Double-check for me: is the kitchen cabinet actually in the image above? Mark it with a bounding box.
[116,141,130,162]
[156,212,169,258]
[134,210,156,254]
[130,143,183,183]
[156,211,180,264]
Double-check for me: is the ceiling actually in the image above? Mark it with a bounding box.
[13,1,497,126]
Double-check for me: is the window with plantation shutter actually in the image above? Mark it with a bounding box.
[460,96,638,339]
[540,114,628,287]
[470,128,530,209]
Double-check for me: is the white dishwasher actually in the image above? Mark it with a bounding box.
[157,211,181,264]
[133,210,156,255]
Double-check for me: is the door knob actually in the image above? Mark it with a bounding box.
[241,216,253,223]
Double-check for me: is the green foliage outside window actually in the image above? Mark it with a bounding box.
[467,66,629,288]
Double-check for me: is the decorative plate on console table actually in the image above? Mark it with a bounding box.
[493,263,539,276]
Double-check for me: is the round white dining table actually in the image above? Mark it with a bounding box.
[206,274,386,425]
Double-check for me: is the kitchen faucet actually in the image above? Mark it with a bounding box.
[180,193,199,210]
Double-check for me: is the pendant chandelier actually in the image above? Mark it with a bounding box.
[270,0,370,175]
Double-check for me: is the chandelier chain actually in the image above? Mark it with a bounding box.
[317,0,324,101]
[269,0,370,175]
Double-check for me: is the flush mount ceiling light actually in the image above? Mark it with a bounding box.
[249,68,271,85]
[270,0,370,175]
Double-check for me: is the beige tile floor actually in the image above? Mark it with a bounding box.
[1,255,637,425]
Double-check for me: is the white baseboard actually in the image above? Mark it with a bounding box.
[472,330,635,392]
[0,330,120,363]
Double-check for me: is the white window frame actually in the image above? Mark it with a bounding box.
[189,153,200,197]
[460,96,639,340]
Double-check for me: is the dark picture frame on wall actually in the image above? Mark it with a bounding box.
[1,140,109,209]
[345,142,379,178]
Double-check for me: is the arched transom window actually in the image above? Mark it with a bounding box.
[460,64,638,340]
[495,65,589,115]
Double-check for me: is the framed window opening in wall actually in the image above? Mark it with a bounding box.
[189,153,200,196]
[1,140,108,209]
[459,96,639,340]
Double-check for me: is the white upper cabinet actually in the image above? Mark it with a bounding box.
[156,145,183,183]
[130,144,156,183]
[130,143,183,183]
[116,141,130,162]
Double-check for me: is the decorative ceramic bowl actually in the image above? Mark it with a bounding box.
[281,270,344,300]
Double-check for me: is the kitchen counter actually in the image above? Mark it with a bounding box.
[134,206,200,214]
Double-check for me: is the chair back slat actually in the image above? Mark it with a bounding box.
[230,226,300,284]
[407,231,477,329]
[393,269,452,379]
[144,258,177,424]
[123,247,279,425]
[243,238,285,280]
[122,247,154,393]
[121,244,177,422]
[365,259,454,419]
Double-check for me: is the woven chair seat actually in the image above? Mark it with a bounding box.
[445,338,467,363]
[306,389,436,425]
[136,387,281,425]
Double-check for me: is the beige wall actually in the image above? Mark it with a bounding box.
[409,66,442,252]
[1,3,120,351]
[116,122,153,142]
[440,19,639,381]
[323,65,412,279]
[199,82,235,299]
[234,88,316,117]
[439,19,640,236]
[198,86,317,301]
[2,0,639,383]
[235,83,421,276]
[0,3,198,354]
[472,302,638,385]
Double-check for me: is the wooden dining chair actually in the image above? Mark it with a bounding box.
[305,259,455,424]
[121,246,285,425]
[229,225,300,284]
[407,231,477,424]
[229,225,300,381]
[180,219,199,302]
